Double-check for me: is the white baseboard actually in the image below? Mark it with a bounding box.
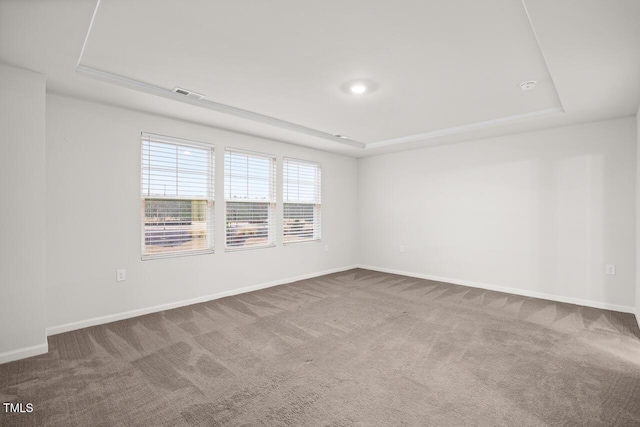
[0,342,48,365]
[46,265,359,336]
[358,265,636,314]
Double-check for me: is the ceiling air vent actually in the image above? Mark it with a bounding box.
[172,87,206,100]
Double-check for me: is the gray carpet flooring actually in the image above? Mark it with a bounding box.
[1,268,640,426]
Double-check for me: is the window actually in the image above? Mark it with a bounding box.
[141,133,214,259]
[283,157,321,243]
[225,148,276,249]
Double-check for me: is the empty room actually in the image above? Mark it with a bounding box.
[1,0,640,425]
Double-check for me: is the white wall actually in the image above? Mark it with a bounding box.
[0,64,48,362]
[18,90,640,352]
[636,106,640,325]
[45,94,358,332]
[359,118,637,312]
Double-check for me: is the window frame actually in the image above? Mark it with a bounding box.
[140,132,215,260]
[282,157,322,245]
[224,147,277,251]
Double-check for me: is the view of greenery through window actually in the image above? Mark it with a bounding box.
[283,203,315,242]
[225,150,275,249]
[142,137,320,257]
[141,135,214,258]
[144,200,210,255]
[226,201,270,247]
[283,158,321,243]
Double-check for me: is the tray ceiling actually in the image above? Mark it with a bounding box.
[79,0,563,149]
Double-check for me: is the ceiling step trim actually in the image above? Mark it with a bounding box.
[75,64,366,149]
[365,107,564,149]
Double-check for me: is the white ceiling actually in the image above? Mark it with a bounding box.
[1,0,639,157]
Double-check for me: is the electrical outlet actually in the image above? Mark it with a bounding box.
[116,269,126,282]
[399,245,405,253]
[324,245,329,252]
[605,264,616,275]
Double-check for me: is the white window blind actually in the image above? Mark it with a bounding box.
[141,133,214,259]
[283,157,321,243]
[225,148,276,249]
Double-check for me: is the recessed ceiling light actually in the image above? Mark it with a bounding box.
[349,83,368,95]
[341,80,378,95]
[519,81,537,91]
